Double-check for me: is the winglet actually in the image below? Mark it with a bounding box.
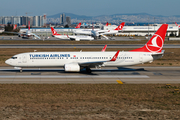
[110,50,120,61]
[101,45,107,52]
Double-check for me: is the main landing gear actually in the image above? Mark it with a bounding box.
[86,67,92,73]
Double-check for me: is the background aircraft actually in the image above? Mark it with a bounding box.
[51,27,94,41]
[4,21,41,39]
[19,21,41,39]
[73,22,125,39]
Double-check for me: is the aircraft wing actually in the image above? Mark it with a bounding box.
[78,50,120,68]
[79,61,106,68]
[99,34,109,39]
[3,31,20,35]
[31,33,41,39]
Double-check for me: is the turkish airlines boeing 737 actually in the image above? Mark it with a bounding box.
[51,27,94,41]
[73,22,125,39]
[5,21,41,39]
[5,24,168,73]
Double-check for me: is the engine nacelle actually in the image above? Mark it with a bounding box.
[91,30,99,37]
[75,38,80,41]
[64,63,80,72]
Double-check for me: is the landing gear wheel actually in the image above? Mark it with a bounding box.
[86,67,92,73]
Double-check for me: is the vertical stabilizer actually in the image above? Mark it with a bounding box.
[130,24,168,53]
[114,22,125,30]
[51,27,61,35]
[75,23,81,28]
[28,21,30,30]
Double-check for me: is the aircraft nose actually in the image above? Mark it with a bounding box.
[5,59,11,65]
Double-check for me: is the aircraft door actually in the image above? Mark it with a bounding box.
[139,54,143,62]
[22,55,27,63]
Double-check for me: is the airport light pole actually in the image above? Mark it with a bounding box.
[154,17,155,34]
[25,12,28,26]
[148,17,149,39]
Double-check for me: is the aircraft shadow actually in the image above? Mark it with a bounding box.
[0,68,145,75]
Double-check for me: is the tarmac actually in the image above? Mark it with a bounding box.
[0,66,179,84]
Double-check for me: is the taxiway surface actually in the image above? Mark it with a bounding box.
[0,67,179,84]
[0,44,179,48]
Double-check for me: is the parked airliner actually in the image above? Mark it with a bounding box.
[5,21,41,39]
[51,27,94,41]
[5,24,168,73]
[19,21,40,39]
[73,22,125,39]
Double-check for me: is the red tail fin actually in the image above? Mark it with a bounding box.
[28,21,30,30]
[130,24,168,53]
[51,27,60,35]
[75,23,81,28]
[13,24,17,30]
[175,22,178,26]
[175,22,180,27]
[105,22,109,26]
[114,22,125,30]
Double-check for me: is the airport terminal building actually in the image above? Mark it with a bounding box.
[104,24,179,36]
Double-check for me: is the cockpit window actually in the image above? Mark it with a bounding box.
[11,57,17,59]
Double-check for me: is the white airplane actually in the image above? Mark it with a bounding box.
[51,27,94,41]
[73,22,125,39]
[4,21,41,39]
[5,24,168,73]
[67,35,94,41]
[72,27,100,36]
[19,21,41,39]
[98,22,125,35]
[51,27,69,39]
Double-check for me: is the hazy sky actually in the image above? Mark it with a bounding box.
[0,0,179,16]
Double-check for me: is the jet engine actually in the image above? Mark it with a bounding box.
[64,63,80,72]
[75,38,80,41]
